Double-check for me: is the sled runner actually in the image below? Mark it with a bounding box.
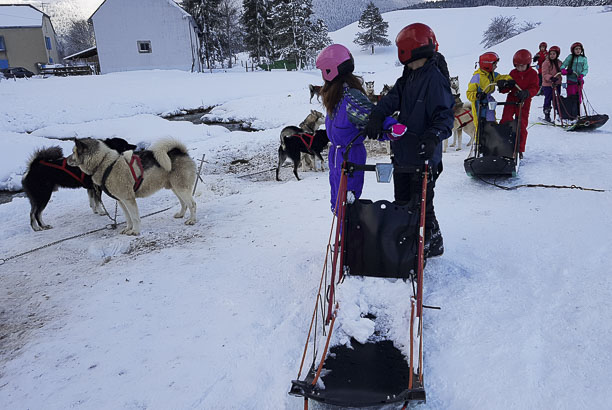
[551,82,609,132]
[464,98,522,177]
[289,134,428,408]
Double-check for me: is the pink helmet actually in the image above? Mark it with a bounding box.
[315,44,354,82]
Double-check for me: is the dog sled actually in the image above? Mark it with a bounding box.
[464,97,522,178]
[289,134,428,408]
[548,82,609,132]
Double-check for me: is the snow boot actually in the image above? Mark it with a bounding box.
[424,222,444,258]
[543,108,552,123]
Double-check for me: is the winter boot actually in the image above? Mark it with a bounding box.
[424,222,444,258]
[543,108,552,123]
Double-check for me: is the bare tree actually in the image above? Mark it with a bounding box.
[480,15,519,49]
[61,19,95,57]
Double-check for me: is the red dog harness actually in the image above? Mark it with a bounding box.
[294,133,315,151]
[39,158,87,185]
[128,154,144,192]
[455,108,474,128]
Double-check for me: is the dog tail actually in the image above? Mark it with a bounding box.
[23,146,64,181]
[309,84,313,93]
[151,138,189,172]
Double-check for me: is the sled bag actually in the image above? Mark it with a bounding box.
[479,121,516,158]
[557,94,580,120]
[344,199,419,279]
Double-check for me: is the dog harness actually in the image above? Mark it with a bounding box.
[455,108,474,128]
[293,133,315,151]
[100,154,144,200]
[39,158,87,186]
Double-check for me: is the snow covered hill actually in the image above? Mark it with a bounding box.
[1,6,611,410]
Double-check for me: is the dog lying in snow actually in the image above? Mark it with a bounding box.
[67,138,197,235]
[22,137,137,231]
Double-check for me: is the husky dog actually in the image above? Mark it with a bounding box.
[276,128,329,181]
[308,84,322,103]
[23,137,137,231]
[444,76,476,152]
[381,84,393,96]
[67,138,197,235]
[296,110,325,171]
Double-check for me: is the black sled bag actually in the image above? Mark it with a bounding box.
[557,94,580,120]
[344,199,419,279]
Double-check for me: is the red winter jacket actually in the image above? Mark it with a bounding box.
[534,50,547,73]
[503,68,540,101]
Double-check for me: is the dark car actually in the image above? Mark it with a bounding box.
[2,67,35,79]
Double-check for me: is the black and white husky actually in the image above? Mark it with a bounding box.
[67,138,197,236]
[22,137,137,231]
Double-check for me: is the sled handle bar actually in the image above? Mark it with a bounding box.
[344,162,423,174]
[343,128,415,161]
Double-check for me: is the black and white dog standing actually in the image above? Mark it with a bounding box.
[22,137,137,231]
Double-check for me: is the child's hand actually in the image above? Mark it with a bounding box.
[388,124,407,140]
[516,90,530,102]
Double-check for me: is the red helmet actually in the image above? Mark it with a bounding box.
[548,46,560,57]
[395,23,438,65]
[315,44,354,82]
[571,42,584,55]
[513,49,532,67]
[539,42,547,49]
[478,52,499,73]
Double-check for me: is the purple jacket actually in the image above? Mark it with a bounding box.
[326,87,396,211]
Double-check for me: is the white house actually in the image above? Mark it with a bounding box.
[90,0,201,74]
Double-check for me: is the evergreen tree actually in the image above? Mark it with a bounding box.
[241,0,274,63]
[271,0,331,69]
[219,0,243,68]
[354,1,391,54]
[181,0,224,70]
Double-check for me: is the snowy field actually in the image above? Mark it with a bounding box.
[1,6,612,410]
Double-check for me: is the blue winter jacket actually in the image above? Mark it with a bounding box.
[371,58,454,167]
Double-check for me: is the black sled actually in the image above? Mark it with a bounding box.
[464,97,522,177]
[552,83,609,132]
[290,134,429,408]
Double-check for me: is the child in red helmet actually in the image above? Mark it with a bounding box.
[561,42,588,104]
[533,42,548,93]
[499,49,539,159]
[365,23,454,258]
[466,51,513,132]
[541,46,562,122]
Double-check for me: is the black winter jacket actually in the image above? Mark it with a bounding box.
[371,58,454,167]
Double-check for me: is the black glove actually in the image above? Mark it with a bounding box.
[418,133,438,160]
[475,91,486,100]
[566,68,573,75]
[498,79,516,90]
[516,89,530,102]
[551,76,559,83]
[532,55,539,63]
[365,111,385,140]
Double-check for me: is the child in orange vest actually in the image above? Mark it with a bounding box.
[498,49,539,159]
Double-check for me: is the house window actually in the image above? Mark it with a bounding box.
[0,36,5,52]
[45,36,52,50]
[137,41,152,53]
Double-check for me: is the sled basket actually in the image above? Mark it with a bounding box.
[290,339,425,407]
[556,94,580,120]
[566,114,609,132]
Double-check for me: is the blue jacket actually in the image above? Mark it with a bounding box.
[371,58,454,167]
[327,87,396,210]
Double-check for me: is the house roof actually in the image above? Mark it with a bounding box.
[0,4,44,28]
[90,0,197,29]
[64,46,98,61]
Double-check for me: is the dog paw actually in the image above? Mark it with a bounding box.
[121,228,139,236]
[185,219,196,225]
[456,147,462,151]
[42,224,53,230]
[173,212,185,218]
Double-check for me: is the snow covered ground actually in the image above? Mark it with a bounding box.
[1,6,612,410]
